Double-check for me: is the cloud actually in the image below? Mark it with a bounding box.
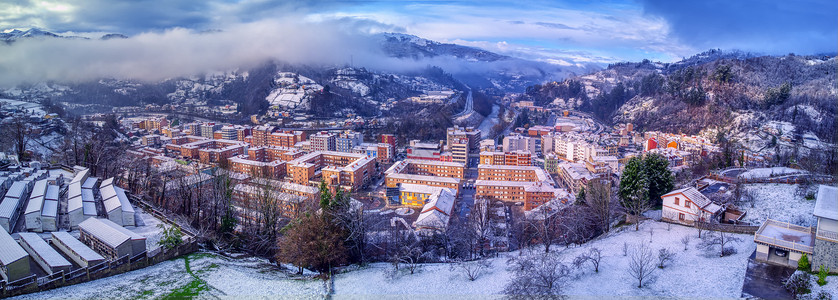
[0,18,397,87]
[640,0,838,55]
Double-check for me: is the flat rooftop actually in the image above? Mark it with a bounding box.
[755,219,814,254]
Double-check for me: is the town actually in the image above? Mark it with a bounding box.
[1,88,836,298]
[0,1,837,298]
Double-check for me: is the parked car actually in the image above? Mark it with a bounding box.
[775,249,788,257]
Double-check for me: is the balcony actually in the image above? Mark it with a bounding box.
[816,228,838,242]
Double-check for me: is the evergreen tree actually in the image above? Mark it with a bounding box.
[619,157,650,230]
[319,180,332,209]
[643,153,674,207]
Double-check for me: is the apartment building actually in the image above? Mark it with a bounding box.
[384,160,464,194]
[336,131,364,153]
[286,151,375,190]
[310,131,337,152]
[503,134,536,154]
[448,136,470,165]
[447,126,482,150]
[479,150,532,166]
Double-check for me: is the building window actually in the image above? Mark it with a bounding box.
[685,201,691,208]
[674,197,679,205]
[679,213,685,221]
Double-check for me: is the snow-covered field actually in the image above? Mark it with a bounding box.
[11,221,757,299]
[741,183,817,226]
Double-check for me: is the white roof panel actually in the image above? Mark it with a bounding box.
[18,232,71,269]
[45,185,59,201]
[82,177,98,189]
[0,228,28,266]
[24,195,45,215]
[0,196,23,219]
[83,202,97,216]
[814,185,838,220]
[82,189,95,203]
[42,200,58,218]
[78,218,130,249]
[68,182,82,200]
[30,180,48,199]
[68,195,83,212]
[115,187,134,214]
[5,181,27,199]
[100,185,117,201]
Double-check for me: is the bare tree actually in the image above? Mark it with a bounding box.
[525,204,563,253]
[622,242,629,256]
[450,257,491,281]
[467,198,494,257]
[585,180,615,233]
[505,252,570,298]
[572,247,603,273]
[680,235,691,251]
[698,230,743,257]
[627,244,656,288]
[0,114,32,162]
[621,186,652,231]
[394,244,426,275]
[657,248,675,269]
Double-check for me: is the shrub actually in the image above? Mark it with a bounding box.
[784,272,812,297]
[816,265,830,286]
[798,254,811,271]
[157,224,184,249]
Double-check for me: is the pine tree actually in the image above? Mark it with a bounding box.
[619,157,651,230]
[319,180,332,209]
[643,153,674,207]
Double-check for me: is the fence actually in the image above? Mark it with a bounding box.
[694,221,760,234]
[1,239,198,298]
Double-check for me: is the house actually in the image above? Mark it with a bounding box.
[754,219,814,268]
[661,187,723,225]
[810,185,838,272]
[413,188,456,235]
[0,228,30,282]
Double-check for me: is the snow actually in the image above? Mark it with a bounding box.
[792,270,838,297]
[126,208,166,251]
[8,221,757,298]
[742,184,817,226]
[0,98,46,116]
[739,167,807,179]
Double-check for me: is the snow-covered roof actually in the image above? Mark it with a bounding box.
[18,232,71,269]
[68,182,82,201]
[663,187,722,214]
[414,189,455,230]
[42,200,58,218]
[82,189,95,202]
[78,218,142,249]
[399,183,451,195]
[51,231,105,263]
[101,185,117,201]
[814,185,837,220]
[45,185,59,201]
[82,177,98,189]
[30,179,48,199]
[24,195,44,215]
[5,181,27,199]
[83,202,97,216]
[0,228,28,266]
[70,168,89,184]
[115,187,134,214]
[100,177,114,189]
[68,195,83,212]
[0,196,23,220]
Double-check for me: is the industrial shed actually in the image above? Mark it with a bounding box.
[41,200,58,232]
[0,228,31,282]
[78,218,146,260]
[1,181,30,232]
[24,180,49,232]
[101,184,135,227]
[18,232,72,275]
[51,231,105,268]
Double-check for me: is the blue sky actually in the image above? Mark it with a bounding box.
[2,0,835,64]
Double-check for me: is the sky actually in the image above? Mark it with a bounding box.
[0,0,835,86]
